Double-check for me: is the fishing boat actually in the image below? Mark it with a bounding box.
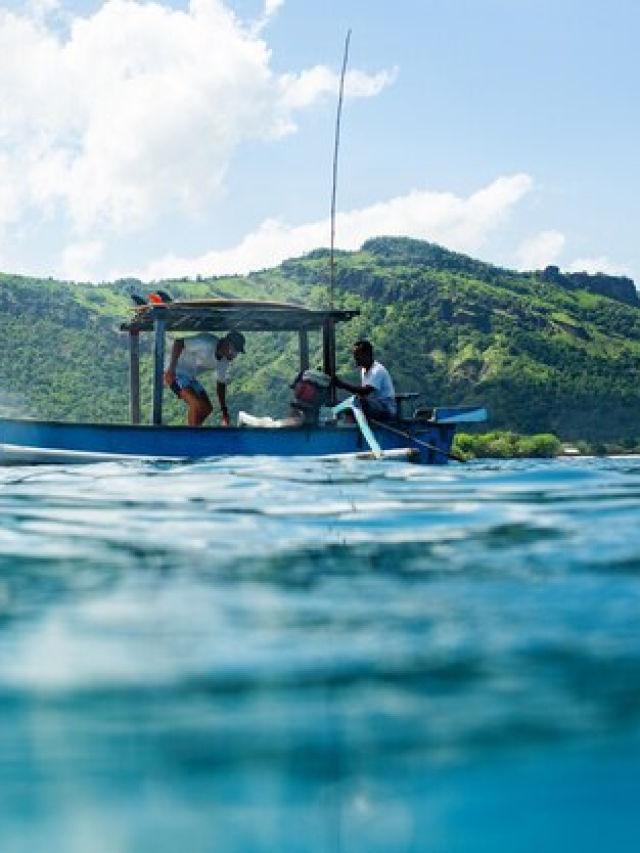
[0,297,486,465]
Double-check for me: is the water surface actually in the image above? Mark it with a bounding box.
[1,457,639,852]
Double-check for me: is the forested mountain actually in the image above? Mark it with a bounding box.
[2,236,640,441]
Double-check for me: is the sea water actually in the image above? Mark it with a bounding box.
[1,456,639,853]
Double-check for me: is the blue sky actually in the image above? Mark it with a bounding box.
[0,0,638,285]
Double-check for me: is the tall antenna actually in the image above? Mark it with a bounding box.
[329,29,351,309]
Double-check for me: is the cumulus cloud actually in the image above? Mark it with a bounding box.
[264,0,285,15]
[136,174,534,280]
[513,232,632,279]
[280,66,397,113]
[61,240,105,281]
[250,0,285,34]
[515,230,566,270]
[0,153,23,227]
[567,256,632,277]
[0,0,390,249]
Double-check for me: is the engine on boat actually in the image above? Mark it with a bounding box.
[290,369,332,425]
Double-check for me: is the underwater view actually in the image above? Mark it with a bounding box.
[1,456,640,852]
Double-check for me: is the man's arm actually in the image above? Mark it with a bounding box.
[164,339,185,386]
[216,380,230,426]
[333,375,374,397]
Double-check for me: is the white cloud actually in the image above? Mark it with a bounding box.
[61,240,105,281]
[135,174,534,280]
[280,66,397,113]
[515,229,566,270]
[513,232,632,279]
[250,0,285,34]
[0,153,23,227]
[567,256,632,277]
[264,0,285,15]
[24,0,61,21]
[0,0,391,247]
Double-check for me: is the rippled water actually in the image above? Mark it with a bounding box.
[1,456,640,852]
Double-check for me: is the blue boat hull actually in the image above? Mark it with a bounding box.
[0,417,460,465]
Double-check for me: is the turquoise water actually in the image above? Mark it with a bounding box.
[1,456,640,852]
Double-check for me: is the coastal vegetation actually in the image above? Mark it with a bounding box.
[453,431,562,459]
[2,236,640,445]
[453,431,640,459]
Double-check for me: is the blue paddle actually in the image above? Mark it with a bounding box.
[331,397,383,459]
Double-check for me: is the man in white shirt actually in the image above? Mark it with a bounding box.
[164,330,245,426]
[333,339,397,420]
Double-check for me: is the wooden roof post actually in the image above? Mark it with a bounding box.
[298,329,310,373]
[129,329,140,425]
[322,319,337,405]
[152,313,166,425]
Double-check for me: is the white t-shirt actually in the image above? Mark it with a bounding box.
[169,333,230,383]
[362,361,396,415]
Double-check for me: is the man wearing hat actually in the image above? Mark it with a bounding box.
[164,330,246,426]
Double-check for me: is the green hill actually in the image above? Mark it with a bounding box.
[2,236,640,441]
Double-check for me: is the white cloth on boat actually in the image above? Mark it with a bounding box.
[238,411,303,428]
[362,361,396,416]
[167,333,230,382]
